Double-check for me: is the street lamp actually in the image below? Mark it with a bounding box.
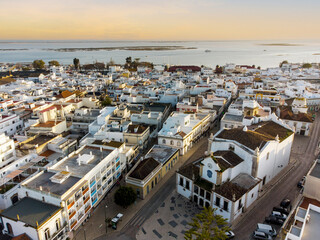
[104,205,108,234]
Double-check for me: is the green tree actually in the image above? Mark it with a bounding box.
[32,59,45,69]
[126,56,132,65]
[114,186,136,208]
[48,60,60,67]
[100,95,112,107]
[302,63,312,68]
[73,58,80,70]
[184,207,231,240]
[279,60,288,68]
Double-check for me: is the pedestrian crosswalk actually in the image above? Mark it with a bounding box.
[129,215,146,227]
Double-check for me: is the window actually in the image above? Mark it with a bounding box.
[177,141,181,146]
[266,152,269,160]
[56,219,61,231]
[200,189,205,197]
[238,199,242,210]
[44,228,50,240]
[179,177,183,186]
[162,139,166,144]
[125,139,128,143]
[147,185,150,194]
[229,144,235,151]
[194,185,199,194]
[207,170,213,178]
[170,140,174,145]
[42,196,45,202]
[223,200,228,211]
[185,180,190,190]
[205,192,211,201]
[252,193,254,198]
[215,196,220,207]
[152,181,154,189]
[26,191,28,197]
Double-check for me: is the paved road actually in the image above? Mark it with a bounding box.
[232,113,320,240]
[107,127,216,240]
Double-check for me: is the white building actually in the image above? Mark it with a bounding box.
[158,112,211,155]
[0,114,24,136]
[177,119,294,222]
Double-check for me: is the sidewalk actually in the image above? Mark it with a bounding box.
[74,136,210,240]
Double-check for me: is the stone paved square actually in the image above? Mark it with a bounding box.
[136,191,200,240]
[169,220,178,228]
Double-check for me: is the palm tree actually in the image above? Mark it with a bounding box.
[184,207,230,240]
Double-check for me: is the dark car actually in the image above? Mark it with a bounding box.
[265,216,284,225]
[273,206,289,215]
[280,199,291,208]
[297,176,306,188]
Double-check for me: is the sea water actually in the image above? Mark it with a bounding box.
[0,40,319,68]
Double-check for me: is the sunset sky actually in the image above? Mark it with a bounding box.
[1,0,320,40]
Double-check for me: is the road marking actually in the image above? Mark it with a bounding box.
[135,216,146,227]
[99,224,103,228]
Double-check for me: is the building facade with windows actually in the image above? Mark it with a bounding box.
[176,118,294,222]
[126,145,179,199]
[158,112,211,155]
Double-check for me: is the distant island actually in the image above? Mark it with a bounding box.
[0,49,28,51]
[47,46,197,52]
[258,43,303,46]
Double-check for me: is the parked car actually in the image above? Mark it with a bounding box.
[271,211,287,220]
[280,199,291,208]
[226,231,235,239]
[265,215,284,225]
[273,206,289,215]
[253,231,272,240]
[256,223,277,237]
[297,176,306,188]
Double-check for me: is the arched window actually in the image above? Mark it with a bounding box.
[56,219,61,231]
[177,141,181,146]
[162,139,166,144]
[170,140,174,145]
[207,170,213,178]
[6,223,13,235]
[44,228,50,240]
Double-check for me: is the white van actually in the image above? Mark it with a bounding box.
[256,223,277,237]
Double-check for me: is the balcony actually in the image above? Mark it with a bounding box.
[67,201,75,210]
[82,187,89,195]
[69,211,76,220]
[84,196,90,204]
[90,180,96,188]
[85,205,91,213]
[70,220,78,230]
[115,157,120,163]
[91,189,97,197]
[92,198,98,205]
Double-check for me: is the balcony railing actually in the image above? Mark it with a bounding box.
[69,211,76,220]
[70,220,78,230]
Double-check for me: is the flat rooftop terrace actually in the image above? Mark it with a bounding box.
[302,209,320,240]
[52,147,112,177]
[145,145,178,164]
[310,162,320,178]
[25,135,56,146]
[25,171,81,196]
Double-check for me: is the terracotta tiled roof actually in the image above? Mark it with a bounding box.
[279,106,313,123]
[213,151,244,171]
[215,181,248,201]
[129,157,160,180]
[217,121,293,150]
[127,124,148,134]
